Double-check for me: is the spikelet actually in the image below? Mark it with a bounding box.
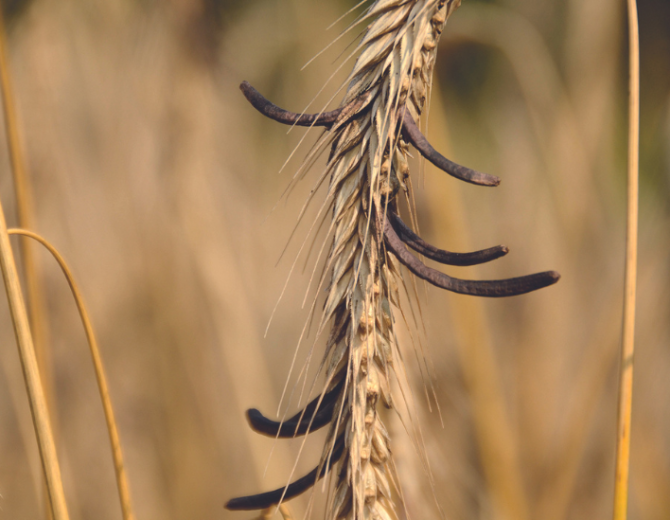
[228,1,559,519]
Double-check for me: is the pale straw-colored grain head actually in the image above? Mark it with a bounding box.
[229,1,558,518]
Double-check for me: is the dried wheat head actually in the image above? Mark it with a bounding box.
[227,1,559,519]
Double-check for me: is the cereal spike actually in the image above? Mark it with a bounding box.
[230,1,560,518]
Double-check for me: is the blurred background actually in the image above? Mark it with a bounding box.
[0,0,668,519]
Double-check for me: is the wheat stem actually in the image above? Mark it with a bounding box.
[8,228,136,520]
[0,15,55,518]
[0,186,68,520]
[0,0,53,411]
[612,0,640,519]
[0,10,69,520]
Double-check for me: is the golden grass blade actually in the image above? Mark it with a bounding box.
[0,0,52,407]
[0,335,46,501]
[613,1,640,519]
[1,12,60,519]
[0,201,68,520]
[8,228,136,520]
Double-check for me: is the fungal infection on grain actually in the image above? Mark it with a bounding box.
[227,1,559,519]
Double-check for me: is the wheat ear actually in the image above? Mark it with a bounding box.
[228,1,559,519]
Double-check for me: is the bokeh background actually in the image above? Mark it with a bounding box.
[0,0,668,519]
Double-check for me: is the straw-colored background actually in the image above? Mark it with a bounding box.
[0,0,668,519]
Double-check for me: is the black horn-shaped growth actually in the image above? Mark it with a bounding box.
[401,109,500,187]
[246,379,344,438]
[225,440,344,511]
[384,217,559,297]
[240,81,341,128]
[389,212,508,266]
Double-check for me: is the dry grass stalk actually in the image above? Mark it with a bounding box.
[0,180,69,520]
[612,0,640,518]
[0,10,69,520]
[0,13,55,518]
[1,8,133,519]
[8,228,136,520]
[0,0,52,413]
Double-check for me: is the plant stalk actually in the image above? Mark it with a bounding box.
[613,0,639,519]
[0,204,69,520]
[9,229,135,520]
[0,0,52,399]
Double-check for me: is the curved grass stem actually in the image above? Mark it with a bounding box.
[8,229,136,520]
[0,11,68,520]
[0,12,56,519]
[0,206,68,520]
[613,1,640,519]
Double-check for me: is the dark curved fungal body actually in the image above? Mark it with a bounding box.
[226,439,344,511]
[383,217,560,297]
[388,211,509,266]
[240,81,341,128]
[240,82,498,187]
[400,109,501,186]
[245,379,345,438]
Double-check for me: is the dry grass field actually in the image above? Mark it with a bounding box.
[0,1,668,519]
